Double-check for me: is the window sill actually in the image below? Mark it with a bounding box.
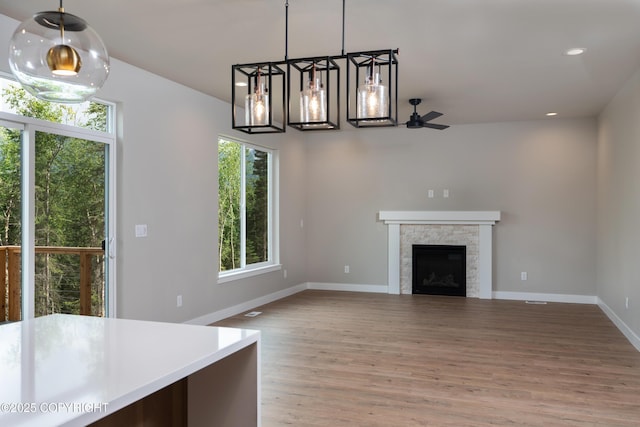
[218,264,282,284]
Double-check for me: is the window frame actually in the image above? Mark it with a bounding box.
[0,73,117,319]
[217,136,280,283]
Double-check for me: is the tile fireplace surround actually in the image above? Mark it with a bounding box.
[378,211,501,298]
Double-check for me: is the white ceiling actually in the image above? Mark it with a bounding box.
[1,0,640,126]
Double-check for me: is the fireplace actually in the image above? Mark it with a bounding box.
[412,245,466,296]
[378,211,500,298]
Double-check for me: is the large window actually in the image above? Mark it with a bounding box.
[218,137,278,281]
[0,75,116,320]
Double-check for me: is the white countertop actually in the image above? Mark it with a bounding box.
[0,314,260,427]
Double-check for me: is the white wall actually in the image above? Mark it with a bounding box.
[0,13,308,323]
[305,119,598,297]
[597,66,640,340]
[104,66,308,322]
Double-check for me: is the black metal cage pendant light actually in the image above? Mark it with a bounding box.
[347,49,398,127]
[232,62,286,134]
[231,0,398,134]
[287,57,340,131]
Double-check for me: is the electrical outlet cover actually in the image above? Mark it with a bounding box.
[245,311,262,317]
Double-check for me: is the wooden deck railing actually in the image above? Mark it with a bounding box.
[1,245,104,322]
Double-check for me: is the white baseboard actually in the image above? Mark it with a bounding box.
[306,282,389,293]
[597,298,640,352]
[493,291,597,305]
[185,283,307,325]
[184,282,387,326]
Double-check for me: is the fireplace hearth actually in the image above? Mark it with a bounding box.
[412,244,466,296]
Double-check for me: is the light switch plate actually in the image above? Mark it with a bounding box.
[135,224,148,237]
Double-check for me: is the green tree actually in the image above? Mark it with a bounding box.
[246,148,268,264]
[218,139,241,271]
[84,102,108,132]
[0,127,21,247]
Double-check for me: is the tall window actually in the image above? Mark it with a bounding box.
[0,75,116,320]
[218,137,278,280]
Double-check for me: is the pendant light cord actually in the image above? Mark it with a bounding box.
[59,0,65,39]
[285,0,289,61]
[286,0,346,58]
[341,0,345,56]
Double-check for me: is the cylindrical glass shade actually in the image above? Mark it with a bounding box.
[300,76,326,123]
[245,80,269,126]
[357,70,388,119]
[8,10,110,103]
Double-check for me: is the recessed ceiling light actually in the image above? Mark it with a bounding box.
[235,81,248,87]
[565,48,586,56]
[546,112,558,117]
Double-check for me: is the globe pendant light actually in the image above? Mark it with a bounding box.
[8,0,110,103]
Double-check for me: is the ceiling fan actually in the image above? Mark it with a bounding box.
[405,98,450,130]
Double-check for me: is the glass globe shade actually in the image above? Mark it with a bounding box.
[8,11,110,103]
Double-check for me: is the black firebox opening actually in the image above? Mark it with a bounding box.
[412,245,466,296]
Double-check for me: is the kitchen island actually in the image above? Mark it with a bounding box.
[0,314,260,426]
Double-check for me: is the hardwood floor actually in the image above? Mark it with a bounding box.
[214,290,640,426]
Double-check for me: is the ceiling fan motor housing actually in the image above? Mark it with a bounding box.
[405,98,449,130]
[406,112,423,128]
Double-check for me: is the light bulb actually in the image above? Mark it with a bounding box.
[309,96,320,115]
[245,70,269,126]
[253,97,266,122]
[366,89,379,113]
[357,65,388,119]
[47,44,82,76]
[300,66,326,123]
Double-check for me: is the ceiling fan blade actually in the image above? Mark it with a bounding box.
[423,123,450,130]
[420,111,443,122]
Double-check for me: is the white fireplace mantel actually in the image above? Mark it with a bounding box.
[378,211,501,298]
